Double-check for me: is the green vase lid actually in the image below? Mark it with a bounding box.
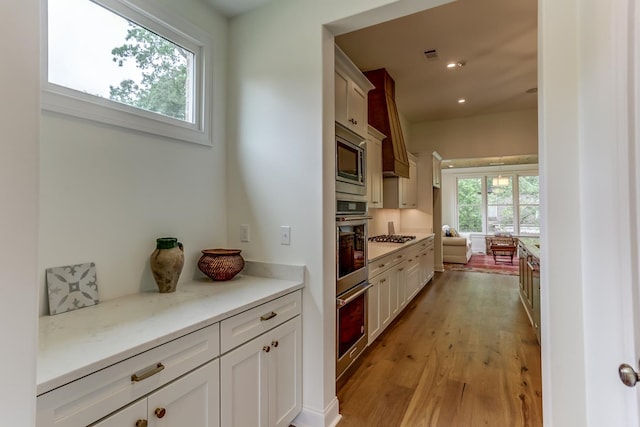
[156,237,179,249]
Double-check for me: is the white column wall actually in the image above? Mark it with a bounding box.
[0,1,39,423]
[225,1,453,425]
[539,0,587,425]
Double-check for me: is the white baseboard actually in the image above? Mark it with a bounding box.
[292,396,341,427]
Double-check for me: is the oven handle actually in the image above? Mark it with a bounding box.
[337,283,373,307]
[336,215,372,222]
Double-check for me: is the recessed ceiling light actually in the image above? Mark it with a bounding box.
[447,61,466,69]
[458,98,466,104]
[448,165,454,168]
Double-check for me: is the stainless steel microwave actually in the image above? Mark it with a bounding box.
[336,124,366,197]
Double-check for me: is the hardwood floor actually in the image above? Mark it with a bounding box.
[337,271,542,427]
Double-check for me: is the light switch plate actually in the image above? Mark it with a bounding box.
[280,226,291,245]
[240,224,250,242]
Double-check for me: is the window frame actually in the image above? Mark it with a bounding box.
[451,167,539,237]
[41,0,213,146]
[456,176,484,233]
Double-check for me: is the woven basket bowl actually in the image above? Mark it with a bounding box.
[198,249,245,281]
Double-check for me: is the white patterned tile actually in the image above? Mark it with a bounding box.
[46,262,99,315]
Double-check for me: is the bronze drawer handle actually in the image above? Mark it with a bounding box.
[131,363,165,382]
[260,311,277,321]
[135,421,148,427]
[155,407,166,418]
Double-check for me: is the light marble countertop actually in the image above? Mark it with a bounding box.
[37,262,304,396]
[518,237,541,259]
[368,233,435,262]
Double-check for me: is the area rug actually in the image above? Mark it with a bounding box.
[444,253,519,276]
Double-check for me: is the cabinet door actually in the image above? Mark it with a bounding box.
[91,400,147,427]
[221,335,268,427]
[348,83,368,137]
[432,155,441,188]
[379,271,392,331]
[426,244,435,283]
[147,360,219,427]
[268,317,302,427]
[367,134,383,208]
[221,317,302,427]
[405,255,421,302]
[367,278,381,344]
[335,70,349,129]
[394,261,407,314]
[403,158,418,208]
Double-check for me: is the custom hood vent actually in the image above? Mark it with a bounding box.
[363,68,410,178]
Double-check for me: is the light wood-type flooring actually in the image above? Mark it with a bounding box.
[337,271,542,427]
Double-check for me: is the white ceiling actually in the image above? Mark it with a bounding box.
[335,0,538,124]
[206,0,272,17]
[206,0,538,166]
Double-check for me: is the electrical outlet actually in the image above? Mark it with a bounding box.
[280,226,291,245]
[240,224,250,242]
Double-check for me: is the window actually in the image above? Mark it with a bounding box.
[486,176,514,234]
[518,175,540,235]
[455,172,539,236]
[457,177,483,233]
[43,0,212,145]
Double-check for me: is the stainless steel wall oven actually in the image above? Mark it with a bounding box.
[336,199,370,380]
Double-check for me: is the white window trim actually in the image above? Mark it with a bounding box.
[41,0,213,146]
[448,165,540,236]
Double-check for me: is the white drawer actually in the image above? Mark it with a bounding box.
[369,251,406,278]
[220,290,301,354]
[37,322,219,427]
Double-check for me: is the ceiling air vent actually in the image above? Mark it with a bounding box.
[423,49,439,61]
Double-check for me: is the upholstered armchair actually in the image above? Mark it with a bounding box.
[442,225,472,264]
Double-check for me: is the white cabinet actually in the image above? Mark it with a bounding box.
[335,45,374,138]
[219,291,302,427]
[37,290,303,427]
[367,126,385,208]
[221,317,302,427]
[415,236,435,288]
[383,155,418,209]
[432,151,442,189]
[37,323,221,427]
[367,235,435,346]
[91,400,147,427]
[368,267,393,344]
[93,360,220,427]
[404,251,421,302]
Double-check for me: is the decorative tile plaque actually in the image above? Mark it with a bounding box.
[46,262,99,315]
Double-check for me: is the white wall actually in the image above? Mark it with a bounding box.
[0,1,39,422]
[38,0,228,314]
[411,109,538,159]
[225,1,453,425]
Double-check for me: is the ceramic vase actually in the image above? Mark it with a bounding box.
[150,237,184,293]
[198,249,245,281]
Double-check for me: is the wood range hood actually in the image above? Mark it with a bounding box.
[364,68,410,179]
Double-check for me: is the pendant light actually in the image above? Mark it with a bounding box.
[491,159,509,186]
[492,175,509,187]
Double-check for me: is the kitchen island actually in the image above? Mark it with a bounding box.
[518,238,541,343]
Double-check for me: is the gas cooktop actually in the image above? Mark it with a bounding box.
[368,234,417,244]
